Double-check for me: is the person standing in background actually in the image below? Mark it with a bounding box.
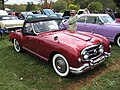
[106,8,115,20]
[68,10,78,32]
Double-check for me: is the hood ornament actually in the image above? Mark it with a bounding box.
[85,29,94,42]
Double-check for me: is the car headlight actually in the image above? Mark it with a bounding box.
[99,45,104,53]
[82,51,89,60]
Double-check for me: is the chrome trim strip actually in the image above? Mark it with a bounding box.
[22,46,48,61]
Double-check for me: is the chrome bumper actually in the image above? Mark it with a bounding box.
[70,52,111,74]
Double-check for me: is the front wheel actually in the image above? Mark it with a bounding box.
[52,54,70,77]
[13,39,22,52]
[116,36,120,47]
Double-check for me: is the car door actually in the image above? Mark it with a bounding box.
[83,16,96,33]
[81,16,103,35]
[93,16,104,35]
[32,21,50,60]
[22,23,37,53]
[77,16,86,31]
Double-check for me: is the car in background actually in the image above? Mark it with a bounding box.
[0,10,8,15]
[26,14,47,19]
[0,15,24,31]
[9,17,111,77]
[41,9,58,17]
[63,14,120,47]
[20,12,33,19]
[62,10,71,20]
[55,13,63,18]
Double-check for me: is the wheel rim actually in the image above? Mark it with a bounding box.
[14,39,20,52]
[117,36,120,47]
[52,54,69,77]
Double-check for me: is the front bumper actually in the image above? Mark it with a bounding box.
[70,52,111,74]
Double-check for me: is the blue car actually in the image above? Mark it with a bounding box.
[26,14,47,19]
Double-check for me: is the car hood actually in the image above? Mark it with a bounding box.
[39,30,102,51]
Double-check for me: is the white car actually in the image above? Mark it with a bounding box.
[0,15,24,31]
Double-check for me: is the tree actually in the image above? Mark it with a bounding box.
[68,4,80,11]
[88,1,103,12]
[0,0,8,10]
[114,0,120,7]
[26,2,35,11]
[52,0,67,12]
[97,0,115,10]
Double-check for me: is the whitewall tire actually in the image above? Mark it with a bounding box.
[52,54,69,77]
[13,39,21,52]
[116,36,120,47]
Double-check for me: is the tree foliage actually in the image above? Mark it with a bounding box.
[68,4,80,11]
[26,2,35,11]
[52,0,67,12]
[88,1,103,12]
[3,0,120,12]
[114,0,120,7]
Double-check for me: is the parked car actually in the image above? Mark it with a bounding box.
[9,17,111,77]
[62,10,71,20]
[41,9,58,17]
[20,12,33,19]
[26,14,47,19]
[55,13,63,18]
[63,14,120,47]
[0,15,24,31]
[0,10,8,15]
[116,18,120,22]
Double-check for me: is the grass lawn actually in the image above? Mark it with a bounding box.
[0,35,120,90]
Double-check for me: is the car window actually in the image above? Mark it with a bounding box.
[33,20,59,33]
[27,15,33,19]
[77,16,86,23]
[33,22,45,33]
[86,16,97,24]
[24,23,33,33]
[96,17,102,24]
[100,15,115,23]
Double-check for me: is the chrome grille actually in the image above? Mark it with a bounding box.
[81,43,104,61]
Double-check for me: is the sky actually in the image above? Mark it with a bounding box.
[5,0,57,5]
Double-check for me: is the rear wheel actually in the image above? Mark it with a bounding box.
[116,36,120,47]
[52,54,69,77]
[13,39,22,52]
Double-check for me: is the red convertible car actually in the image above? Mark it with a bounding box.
[9,17,111,77]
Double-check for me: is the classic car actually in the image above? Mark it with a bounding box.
[63,14,120,47]
[0,10,8,15]
[9,17,111,77]
[41,9,58,17]
[26,14,47,19]
[0,15,24,31]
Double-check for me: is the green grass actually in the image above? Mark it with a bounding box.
[80,70,120,90]
[0,35,120,90]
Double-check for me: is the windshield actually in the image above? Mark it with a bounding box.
[33,20,59,33]
[100,15,115,23]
